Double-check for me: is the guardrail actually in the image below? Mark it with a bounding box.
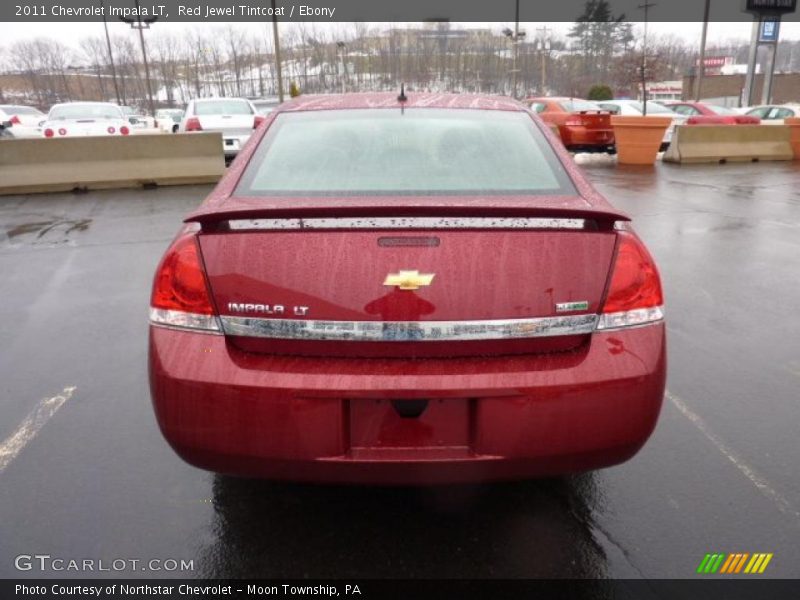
[0,132,225,196]
[663,125,793,164]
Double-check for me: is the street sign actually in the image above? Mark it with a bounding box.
[743,0,797,14]
[759,17,781,42]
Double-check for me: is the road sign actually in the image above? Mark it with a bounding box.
[744,0,797,14]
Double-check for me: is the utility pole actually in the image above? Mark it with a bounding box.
[536,26,551,94]
[271,0,284,102]
[119,0,157,116]
[695,0,711,101]
[337,41,347,94]
[513,0,520,98]
[99,0,121,105]
[638,1,656,115]
[502,1,526,99]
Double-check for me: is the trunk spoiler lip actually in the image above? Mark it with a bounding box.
[185,195,630,225]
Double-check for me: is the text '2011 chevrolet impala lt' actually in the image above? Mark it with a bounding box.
[148,92,666,485]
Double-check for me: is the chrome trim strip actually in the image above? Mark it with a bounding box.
[149,308,223,334]
[220,314,598,342]
[226,217,587,231]
[595,306,664,331]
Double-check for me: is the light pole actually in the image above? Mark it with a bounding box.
[99,0,121,105]
[695,0,711,101]
[119,0,157,116]
[336,41,348,94]
[502,26,526,98]
[536,26,551,94]
[271,0,284,103]
[638,1,656,115]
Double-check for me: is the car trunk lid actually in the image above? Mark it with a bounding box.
[196,114,254,136]
[197,217,617,358]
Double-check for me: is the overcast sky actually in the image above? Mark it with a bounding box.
[4,21,798,50]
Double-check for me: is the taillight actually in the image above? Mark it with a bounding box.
[120,126,130,135]
[107,126,116,134]
[9,115,21,125]
[149,232,220,332]
[44,128,54,138]
[596,231,664,331]
[185,117,202,132]
[565,118,583,127]
[254,115,266,129]
[58,128,67,136]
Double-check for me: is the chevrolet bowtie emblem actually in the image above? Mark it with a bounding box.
[383,270,435,291]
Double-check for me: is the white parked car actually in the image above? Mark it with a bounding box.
[597,99,687,149]
[742,104,800,124]
[251,97,281,115]
[0,104,46,138]
[155,108,184,133]
[179,97,262,157]
[120,105,156,130]
[42,102,131,138]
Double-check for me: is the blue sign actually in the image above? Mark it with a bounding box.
[760,17,781,42]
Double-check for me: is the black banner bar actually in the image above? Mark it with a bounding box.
[4,579,800,600]
[2,0,800,22]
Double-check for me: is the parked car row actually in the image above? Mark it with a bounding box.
[522,96,800,153]
[0,97,279,159]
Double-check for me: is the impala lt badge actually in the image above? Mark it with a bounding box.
[383,270,435,291]
[227,303,309,316]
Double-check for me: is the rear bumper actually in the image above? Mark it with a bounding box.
[560,126,615,152]
[149,323,666,484]
[222,133,252,155]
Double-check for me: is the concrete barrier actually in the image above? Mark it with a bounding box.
[0,132,225,196]
[663,125,793,164]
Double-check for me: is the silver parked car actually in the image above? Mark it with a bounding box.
[179,97,262,158]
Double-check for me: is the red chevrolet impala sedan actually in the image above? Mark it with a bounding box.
[148,93,666,485]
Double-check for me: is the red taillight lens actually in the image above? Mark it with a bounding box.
[565,118,583,127]
[107,126,116,134]
[254,115,266,129]
[602,232,663,314]
[120,126,130,135]
[185,117,202,132]
[151,234,215,315]
[44,128,54,138]
[597,231,664,331]
[58,128,67,136]
[9,115,21,125]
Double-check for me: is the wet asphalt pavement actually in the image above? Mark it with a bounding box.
[0,159,799,580]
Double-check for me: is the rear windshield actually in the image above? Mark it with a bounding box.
[194,100,253,116]
[1,105,42,116]
[708,105,737,115]
[236,109,575,196]
[618,101,674,115]
[49,104,123,120]
[156,109,184,121]
[558,99,603,112]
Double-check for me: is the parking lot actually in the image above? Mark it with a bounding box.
[0,159,798,579]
